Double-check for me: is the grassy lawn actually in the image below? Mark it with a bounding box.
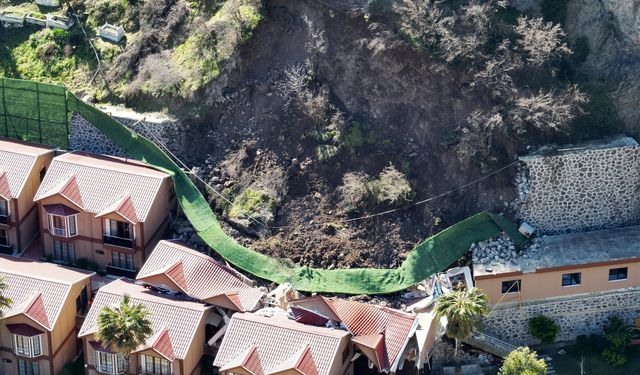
[552,344,640,375]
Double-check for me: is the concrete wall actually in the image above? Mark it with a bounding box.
[516,137,640,234]
[476,259,640,304]
[481,288,640,343]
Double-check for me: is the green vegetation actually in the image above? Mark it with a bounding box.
[528,315,560,344]
[96,295,152,373]
[0,275,12,319]
[500,347,547,375]
[435,288,488,369]
[554,337,640,375]
[602,316,633,367]
[227,187,274,219]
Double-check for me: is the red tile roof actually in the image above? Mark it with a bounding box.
[96,195,138,224]
[89,341,117,354]
[0,138,55,199]
[289,306,330,327]
[268,345,320,375]
[0,172,11,201]
[220,345,264,375]
[79,279,209,360]
[44,204,79,216]
[214,313,349,375]
[289,297,418,372]
[34,152,170,222]
[134,327,176,362]
[0,256,93,331]
[137,241,264,312]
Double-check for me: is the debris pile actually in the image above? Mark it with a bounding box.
[471,234,518,266]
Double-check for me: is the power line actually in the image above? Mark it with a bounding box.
[139,122,518,232]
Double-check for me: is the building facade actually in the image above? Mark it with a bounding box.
[0,256,93,375]
[0,139,55,255]
[34,152,175,277]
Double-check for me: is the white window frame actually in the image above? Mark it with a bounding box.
[0,199,9,217]
[48,214,78,238]
[103,219,135,240]
[13,334,42,358]
[95,351,125,375]
[140,354,171,375]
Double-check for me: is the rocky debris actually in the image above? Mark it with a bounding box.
[170,217,209,253]
[471,234,518,266]
[514,162,530,203]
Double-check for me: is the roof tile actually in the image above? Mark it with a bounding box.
[137,241,264,312]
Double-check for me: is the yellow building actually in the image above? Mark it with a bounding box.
[474,225,640,304]
[33,152,175,278]
[0,255,93,375]
[0,138,56,255]
[78,279,210,375]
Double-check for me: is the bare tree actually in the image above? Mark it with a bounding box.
[394,0,453,52]
[510,85,587,133]
[356,23,404,58]
[337,172,370,211]
[456,109,504,162]
[515,16,571,66]
[471,40,522,98]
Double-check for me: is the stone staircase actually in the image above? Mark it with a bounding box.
[463,329,518,358]
[463,330,557,375]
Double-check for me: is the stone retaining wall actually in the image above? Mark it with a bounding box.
[482,288,640,343]
[516,137,640,234]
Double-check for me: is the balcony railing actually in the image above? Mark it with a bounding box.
[106,265,137,279]
[0,214,9,225]
[0,243,13,255]
[51,227,67,237]
[103,235,133,248]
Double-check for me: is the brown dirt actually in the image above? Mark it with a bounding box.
[173,0,522,269]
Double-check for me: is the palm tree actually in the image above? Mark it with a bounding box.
[0,275,12,318]
[95,295,153,374]
[435,288,488,366]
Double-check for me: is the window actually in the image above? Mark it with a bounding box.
[17,360,39,375]
[562,272,581,286]
[53,240,75,263]
[0,228,9,246]
[501,280,521,294]
[13,334,42,357]
[48,214,77,237]
[141,355,170,375]
[95,351,124,375]
[609,267,628,281]
[105,219,132,239]
[111,251,134,270]
[0,199,8,216]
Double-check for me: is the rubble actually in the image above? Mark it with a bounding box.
[470,234,518,266]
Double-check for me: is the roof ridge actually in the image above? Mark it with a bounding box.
[99,287,209,312]
[55,157,168,180]
[0,268,80,286]
[235,314,349,339]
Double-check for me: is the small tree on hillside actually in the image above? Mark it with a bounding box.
[500,347,547,375]
[96,295,153,374]
[515,16,571,66]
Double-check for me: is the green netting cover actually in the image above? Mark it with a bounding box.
[4,78,525,294]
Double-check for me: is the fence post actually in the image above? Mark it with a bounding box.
[1,79,7,138]
[64,91,70,149]
[36,82,43,143]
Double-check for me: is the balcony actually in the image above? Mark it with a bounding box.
[0,243,12,255]
[0,214,9,225]
[103,235,133,248]
[106,265,137,279]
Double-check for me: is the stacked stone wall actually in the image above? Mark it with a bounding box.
[517,142,640,234]
[482,288,640,343]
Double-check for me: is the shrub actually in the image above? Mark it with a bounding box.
[602,346,627,368]
[368,165,414,205]
[315,144,339,161]
[500,347,547,375]
[74,258,100,272]
[227,188,274,221]
[337,172,370,212]
[527,315,560,344]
